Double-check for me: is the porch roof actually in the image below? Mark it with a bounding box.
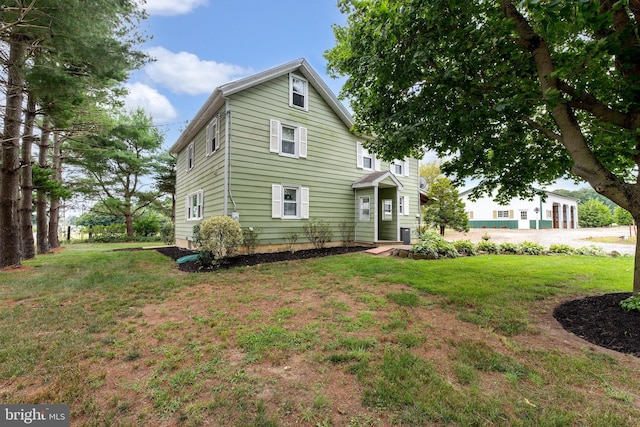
[352,171,404,190]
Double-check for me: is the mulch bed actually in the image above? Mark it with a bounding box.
[553,293,640,357]
[155,245,370,272]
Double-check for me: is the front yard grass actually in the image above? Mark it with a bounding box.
[0,243,638,426]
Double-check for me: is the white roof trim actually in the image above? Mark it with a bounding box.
[352,171,404,191]
[169,58,353,154]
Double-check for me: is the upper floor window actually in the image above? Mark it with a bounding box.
[206,116,218,156]
[356,142,379,171]
[269,119,307,158]
[186,141,195,171]
[290,74,308,110]
[390,159,409,177]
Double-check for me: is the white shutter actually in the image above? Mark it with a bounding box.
[205,122,212,155]
[405,196,410,215]
[301,187,310,219]
[404,158,410,177]
[270,119,280,153]
[356,142,363,168]
[272,184,282,218]
[198,191,204,218]
[374,156,381,171]
[299,127,307,158]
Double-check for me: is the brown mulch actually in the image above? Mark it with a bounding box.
[155,245,370,272]
[155,246,640,358]
[553,293,640,357]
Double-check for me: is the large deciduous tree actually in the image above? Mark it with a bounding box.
[326,0,640,292]
[68,109,165,238]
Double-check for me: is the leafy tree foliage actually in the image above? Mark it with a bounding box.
[614,206,635,226]
[578,199,614,228]
[67,109,164,238]
[423,177,469,236]
[326,1,640,291]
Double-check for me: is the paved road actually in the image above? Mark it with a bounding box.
[444,226,637,255]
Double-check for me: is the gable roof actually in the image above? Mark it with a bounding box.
[352,171,404,190]
[169,58,354,154]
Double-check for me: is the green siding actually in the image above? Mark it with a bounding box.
[174,106,227,242]
[354,188,375,242]
[468,220,519,229]
[174,71,420,248]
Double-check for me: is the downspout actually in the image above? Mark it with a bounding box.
[224,100,238,217]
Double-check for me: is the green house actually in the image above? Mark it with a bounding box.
[169,59,420,252]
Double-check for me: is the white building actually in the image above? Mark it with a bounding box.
[460,188,579,230]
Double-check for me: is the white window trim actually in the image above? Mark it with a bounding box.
[383,199,393,221]
[289,73,308,111]
[206,116,219,156]
[356,142,380,171]
[269,119,307,159]
[497,210,509,218]
[185,190,204,221]
[359,196,371,221]
[390,158,410,177]
[272,184,310,219]
[186,141,195,171]
[398,195,410,216]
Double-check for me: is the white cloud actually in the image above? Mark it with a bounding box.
[138,0,207,16]
[145,47,253,95]
[123,82,178,124]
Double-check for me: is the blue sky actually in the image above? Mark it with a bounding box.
[126,0,347,148]
[126,0,580,191]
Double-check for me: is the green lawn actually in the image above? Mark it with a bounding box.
[0,244,638,426]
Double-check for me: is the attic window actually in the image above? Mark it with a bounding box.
[290,74,308,110]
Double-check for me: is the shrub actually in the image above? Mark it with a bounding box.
[303,218,333,249]
[453,240,476,256]
[193,216,243,266]
[476,240,497,254]
[133,212,162,237]
[159,221,175,245]
[498,242,519,254]
[620,295,640,313]
[242,227,261,255]
[411,231,457,259]
[548,244,575,255]
[82,224,128,242]
[285,233,298,253]
[339,219,355,246]
[613,206,634,226]
[574,245,607,257]
[518,241,545,255]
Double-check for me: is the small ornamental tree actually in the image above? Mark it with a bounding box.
[423,177,469,236]
[578,199,613,228]
[195,216,243,265]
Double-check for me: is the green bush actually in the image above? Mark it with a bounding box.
[193,216,243,266]
[476,240,497,254]
[159,221,175,245]
[411,231,458,259]
[81,224,128,242]
[498,242,518,254]
[518,241,545,255]
[613,206,634,226]
[620,295,640,313]
[242,227,261,255]
[574,245,607,257]
[453,240,476,256]
[133,212,162,237]
[548,244,575,255]
[303,218,333,249]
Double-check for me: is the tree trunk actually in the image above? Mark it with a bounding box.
[125,202,134,238]
[439,225,445,236]
[0,36,26,268]
[48,131,62,249]
[19,94,36,260]
[36,119,51,254]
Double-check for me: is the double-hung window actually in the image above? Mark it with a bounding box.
[290,74,308,110]
[359,196,370,221]
[272,184,309,219]
[186,141,195,171]
[206,116,218,156]
[390,159,410,176]
[269,119,307,158]
[356,142,379,170]
[398,196,410,216]
[186,190,203,220]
